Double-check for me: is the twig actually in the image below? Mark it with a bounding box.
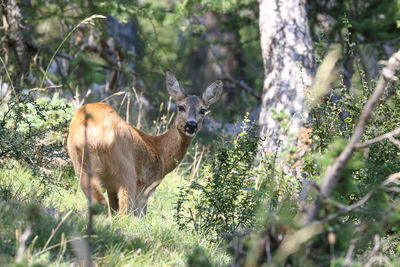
[273,221,324,264]
[319,168,400,223]
[364,234,382,267]
[100,91,125,103]
[388,136,400,150]
[273,172,400,264]
[131,86,142,130]
[356,127,400,148]
[190,147,205,180]
[42,211,73,252]
[39,66,57,88]
[320,190,376,223]
[35,235,96,257]
[16,223,32,263]
[300,49,400,226]
[26,40,72,60]
[31,85,62,91]
[40,14,106,88]
[83,106,93,267]
[118,91,128,114]
[126,92,130,123]
[73,88,92,109]
[343,238,357,267]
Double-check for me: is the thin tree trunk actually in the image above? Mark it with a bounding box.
[258,0,315,154]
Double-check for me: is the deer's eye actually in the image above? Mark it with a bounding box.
[178,105,185,112]
[199,108,207,115]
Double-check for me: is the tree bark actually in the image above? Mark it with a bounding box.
[258,0,315,154]
[2,0,31,92]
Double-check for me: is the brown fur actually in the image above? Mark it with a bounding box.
[67,72,222,216]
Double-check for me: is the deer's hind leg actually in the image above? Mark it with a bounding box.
[79,170,107,207]
[69,147,107,207]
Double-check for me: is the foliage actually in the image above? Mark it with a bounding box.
[175,117,265,241]
[309,0,400,42]
[231,17,400,265]
[0,93,73,192]
[1,0,262,123]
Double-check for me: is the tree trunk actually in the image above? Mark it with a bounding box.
[2,0,31,92]
[258,0,315,154]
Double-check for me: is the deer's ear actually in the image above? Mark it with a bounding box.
[166,71,186,101]
[202,80,223,106]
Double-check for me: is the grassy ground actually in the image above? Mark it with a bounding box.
[0,165,230,266]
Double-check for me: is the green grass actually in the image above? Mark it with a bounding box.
[0,166,230,266]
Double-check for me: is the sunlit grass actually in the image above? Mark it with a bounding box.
[0,166,230,266]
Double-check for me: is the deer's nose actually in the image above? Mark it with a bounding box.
[184,120,198,133]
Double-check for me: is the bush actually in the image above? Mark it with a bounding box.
[175,116,265,241]
[0,93,73,193]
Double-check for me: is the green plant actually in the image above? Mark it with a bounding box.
[0,93,73,192]
[175,116,265,241]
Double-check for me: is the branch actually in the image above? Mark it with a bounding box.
[320,190,376,223]
[312,167,400,225]
[27,40,73,60]
[274,173,400,263]
[300,49,400,226]
[356,127,400,148]
[218,77,261,101]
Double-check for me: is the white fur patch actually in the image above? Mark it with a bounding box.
[185,131,196,137]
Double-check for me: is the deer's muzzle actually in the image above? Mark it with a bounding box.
[184,121,198,136]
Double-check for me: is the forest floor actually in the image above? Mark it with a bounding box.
[0,165,230,266]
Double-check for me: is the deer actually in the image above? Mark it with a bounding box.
[67,71,223,216]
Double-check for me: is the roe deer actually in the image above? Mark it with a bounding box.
[67,71,223,216]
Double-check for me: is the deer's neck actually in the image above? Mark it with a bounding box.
[156,123,193,176]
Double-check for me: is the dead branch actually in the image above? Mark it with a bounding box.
[300,49,400,226]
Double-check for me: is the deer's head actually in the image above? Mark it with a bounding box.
[166,71,223,138]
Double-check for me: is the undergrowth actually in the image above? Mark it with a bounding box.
[0,167,230,266]
[175,117,266,242]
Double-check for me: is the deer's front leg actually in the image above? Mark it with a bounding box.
[134,184,148,217]
[117,185,136,215]
[134,192,150,217]
[134,180,161,217]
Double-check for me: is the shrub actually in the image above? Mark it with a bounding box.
[0,93,73,193]
[175,116,265,241]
